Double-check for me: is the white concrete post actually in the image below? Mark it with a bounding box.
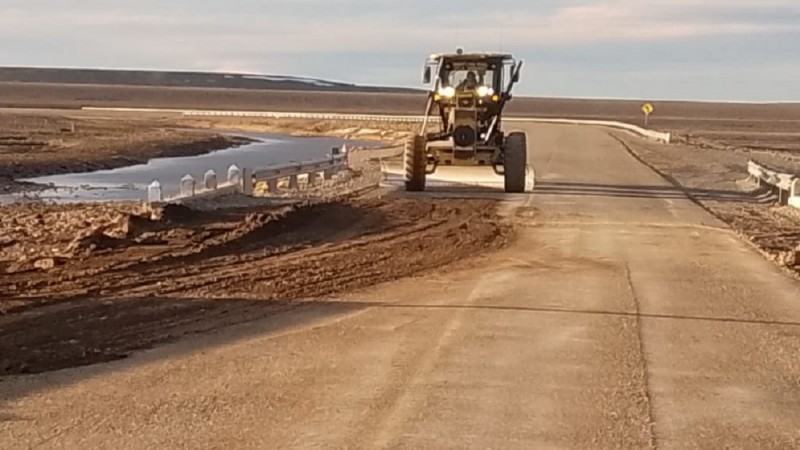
[525,165,536,192]
[769,174,787,204]
[380,158,388,181]
[147,180,162,203]
[242,168,253,195]
[204,169,218,190]
[228,164,242,185]
[180,174,196,197]
[795,243,800,267]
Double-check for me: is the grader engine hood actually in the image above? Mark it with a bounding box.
[451,107,477,148]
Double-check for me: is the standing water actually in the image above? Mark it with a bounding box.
[3,133,374,203]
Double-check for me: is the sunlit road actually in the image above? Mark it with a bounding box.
[2,124,800,449]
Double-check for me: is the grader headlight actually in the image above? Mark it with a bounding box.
[477,86,495,97]
[437,86,456,98]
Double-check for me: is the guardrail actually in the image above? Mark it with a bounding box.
[252,153,347,193]
[81,107,671,143]
[146,148,349,204]
[747,160,800,208]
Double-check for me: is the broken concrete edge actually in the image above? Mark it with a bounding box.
[747,160,800,209]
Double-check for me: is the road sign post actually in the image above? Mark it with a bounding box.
[642,103,654,126]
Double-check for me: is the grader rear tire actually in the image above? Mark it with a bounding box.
[404,135,427,192]
[504,132,527,193]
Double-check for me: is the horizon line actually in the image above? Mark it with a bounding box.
[2,64,799,105]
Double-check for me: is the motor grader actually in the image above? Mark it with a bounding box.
[404,49,526,192]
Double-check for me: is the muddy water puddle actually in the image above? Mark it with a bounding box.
[2,133,372,203]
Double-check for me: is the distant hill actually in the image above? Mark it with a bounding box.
[0,67,421,94]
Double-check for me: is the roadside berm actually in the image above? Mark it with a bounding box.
[0,193,511,375]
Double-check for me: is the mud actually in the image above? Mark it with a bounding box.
[0,197,511,375]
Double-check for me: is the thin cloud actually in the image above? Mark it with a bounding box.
[1,0,796,48]
[0,0,798,100]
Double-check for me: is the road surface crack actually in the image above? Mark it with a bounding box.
[625,262,659,449]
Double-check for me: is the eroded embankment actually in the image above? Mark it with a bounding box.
[0,197,511,375]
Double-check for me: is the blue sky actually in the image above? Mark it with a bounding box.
[1,0,799,101]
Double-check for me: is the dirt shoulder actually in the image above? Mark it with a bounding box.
[612,131,800,275]
[0,112,251,193]
[179,115,422,145]
[0,111,437,375]
[0,196,511,376]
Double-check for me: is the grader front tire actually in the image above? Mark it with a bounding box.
[404,135,427,192]
[504,132,527,193]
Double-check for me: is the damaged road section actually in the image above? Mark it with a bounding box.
[0,197,511,375]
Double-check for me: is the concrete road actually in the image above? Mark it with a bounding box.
[3,124,800,449]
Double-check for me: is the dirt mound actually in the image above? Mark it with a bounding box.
[0,202,159,273]
[66,227,129,257]
[160,203,200,223]
[0,197,511,375]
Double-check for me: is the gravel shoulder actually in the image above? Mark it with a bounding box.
[613,130,800,275]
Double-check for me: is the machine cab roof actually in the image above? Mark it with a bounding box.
[422,50,522,92]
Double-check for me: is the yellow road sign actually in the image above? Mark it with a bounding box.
[642,103,654,115]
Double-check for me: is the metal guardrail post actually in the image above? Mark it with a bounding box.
[242,168,253,195]
[307,171,319,187]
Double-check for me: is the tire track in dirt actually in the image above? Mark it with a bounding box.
[0,196,512,375]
